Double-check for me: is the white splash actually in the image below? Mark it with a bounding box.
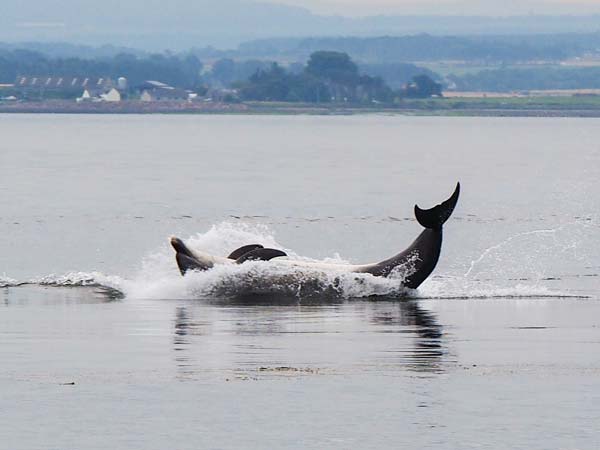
[0,274,19,288]
[123,222,407,299]
[417,277,578,299]
[464,228,561,278]
[2,222,582,301]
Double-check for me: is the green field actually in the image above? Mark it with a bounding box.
[244,96,600,117]
[393,95,600,110]
[417,62,565,77]
[2,96,600,117]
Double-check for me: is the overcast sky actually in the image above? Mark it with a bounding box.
[272,0,600,16]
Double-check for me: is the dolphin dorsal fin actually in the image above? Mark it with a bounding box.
[227,244,264,260]
[236,248,287,264]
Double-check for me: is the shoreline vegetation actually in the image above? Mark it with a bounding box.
[2,96,600,117]
[3,46,600,117]
[3,47,600,117]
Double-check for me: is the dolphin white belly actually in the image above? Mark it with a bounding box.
[184,247,367,272]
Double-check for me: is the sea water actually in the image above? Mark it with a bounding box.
[1,114,599,449]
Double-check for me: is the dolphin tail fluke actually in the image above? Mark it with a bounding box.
[414,182,460,230]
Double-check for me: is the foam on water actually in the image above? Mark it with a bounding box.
[417,277,578,299]
[2,222,586,300]
[0,274,19,288]
[0,271,126,293]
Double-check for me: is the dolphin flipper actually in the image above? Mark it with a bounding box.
[175,253,206,275]
[228,244,264,259]
[236,248,287,264]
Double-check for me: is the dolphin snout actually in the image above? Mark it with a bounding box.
[170,237,189,255]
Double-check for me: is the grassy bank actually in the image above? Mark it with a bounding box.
[245,96,600,116]
[2,96,600,117]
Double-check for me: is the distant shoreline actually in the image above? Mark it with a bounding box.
[2,99,600,117]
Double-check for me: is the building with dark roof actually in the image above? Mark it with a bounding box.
[16,76,113,90]
[13,76,114,99]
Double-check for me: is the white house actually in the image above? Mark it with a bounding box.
[100,88,121,102]
[78,87,121,103]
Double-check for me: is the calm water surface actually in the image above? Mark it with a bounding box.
[1,114,599,449]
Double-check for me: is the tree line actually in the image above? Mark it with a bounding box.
[0,49,442,102]
[235,52,441,103]
[234,33,600,63]
[0,49,203,88]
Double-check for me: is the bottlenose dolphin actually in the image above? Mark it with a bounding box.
[170,183,460,289]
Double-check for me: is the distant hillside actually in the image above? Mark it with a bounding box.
[7,33,600,64]
[235,33,600,63]
[449,67,600,91]
[0,42,143,59]
[1,0,600,49]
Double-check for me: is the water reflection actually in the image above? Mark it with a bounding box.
[174,306,189,346]
[369,300,446,373]
[171,297,448,379]
[173,306,193,377]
